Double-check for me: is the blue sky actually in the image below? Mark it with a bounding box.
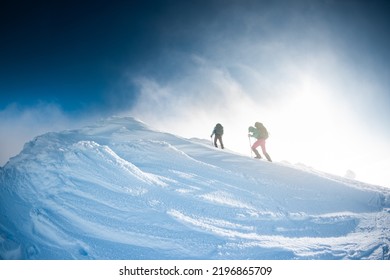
[1,0,389,187]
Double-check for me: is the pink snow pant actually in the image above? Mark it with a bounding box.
[252,139,267,154]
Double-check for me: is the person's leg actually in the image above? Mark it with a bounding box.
[259,140,272,162]
[264,152,272,162]
[251,139,262,158]
[218,135,224,149]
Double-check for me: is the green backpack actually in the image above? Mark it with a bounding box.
[255,122,268,139]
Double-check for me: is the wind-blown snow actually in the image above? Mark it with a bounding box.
[0,117,389,260]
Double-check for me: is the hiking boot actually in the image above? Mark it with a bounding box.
[265,153,272,162]
[253,149,262,159]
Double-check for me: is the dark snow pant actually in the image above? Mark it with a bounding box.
[214,134,224,149]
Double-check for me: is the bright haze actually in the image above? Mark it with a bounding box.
[1,0,389,187]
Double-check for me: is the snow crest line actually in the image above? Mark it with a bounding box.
[72,141,167,187]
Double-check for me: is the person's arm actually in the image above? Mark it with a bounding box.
[248,126,254,138]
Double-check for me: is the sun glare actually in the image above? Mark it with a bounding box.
[263,72,355,175]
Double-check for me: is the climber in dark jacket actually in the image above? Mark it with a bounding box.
[211,123,224,149]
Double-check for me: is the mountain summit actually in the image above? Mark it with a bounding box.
[1,117,389,259]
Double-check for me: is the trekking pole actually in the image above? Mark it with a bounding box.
[248,135,253,157]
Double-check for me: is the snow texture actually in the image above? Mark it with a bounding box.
[1,117,389,260]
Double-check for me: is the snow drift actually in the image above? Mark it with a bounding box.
[0,117,389,260]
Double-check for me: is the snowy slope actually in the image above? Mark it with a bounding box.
[0,116,389,260]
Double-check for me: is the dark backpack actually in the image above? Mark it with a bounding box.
[215,123,224,135]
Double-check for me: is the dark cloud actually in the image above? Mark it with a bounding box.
[1,0,389,112]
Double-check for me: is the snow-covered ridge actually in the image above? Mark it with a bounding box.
[0,116,389,259]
